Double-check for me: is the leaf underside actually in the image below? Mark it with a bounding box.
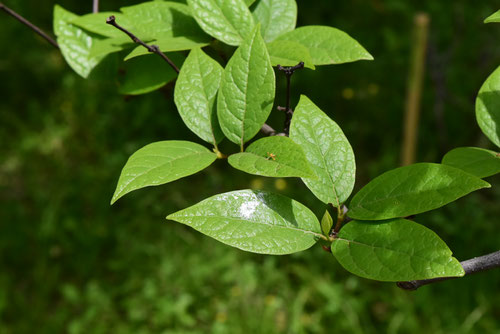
[53,5,105,78]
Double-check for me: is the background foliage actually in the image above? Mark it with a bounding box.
[1,0,500,332]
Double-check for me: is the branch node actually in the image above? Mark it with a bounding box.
[277,62,304,135]
[106,16,180,73]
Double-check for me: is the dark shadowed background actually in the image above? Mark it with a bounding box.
[1,0,499,333]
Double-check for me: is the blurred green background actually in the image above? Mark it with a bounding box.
[1,0,500,333]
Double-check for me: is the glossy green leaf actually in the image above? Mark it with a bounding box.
[187,0,255,46]
[124,36,210,61]
[321,210,333,236]
[331,219,465,282]
[476,66,500,148]
[348,163,491,221]
[167,190,323,254]
[53,5,104,78]
[174,48,224,145]
[484,10,500,23]
[121,2,209,41]
[217,25,275,149]
[252,0,297,42]
[276,26,373,65]
[118,53,183,95]
[112,141,217,204]
[442,147,500,178]
[289,95,356,206]
[266,40,315,70]
[70,12,137,38]
[228,136,315,178]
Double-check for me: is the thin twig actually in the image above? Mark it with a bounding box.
[0,2,59,49]
[397,250,500,290]
[93,0,99,13]
[106,15,179,73]
[277,62,304,135]
[260,123,286,137]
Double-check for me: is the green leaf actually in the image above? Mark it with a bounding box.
[442,147,500,178]
[289,95,356,206]
[245,0,256,6]
[476,66,500,148]
[69,12,137,38]
[276,26,373,65]
[187,0,255,46]
[53,5,104,78]
[217,25,275,149]
[228,136,315,178]
[167,190,323,254]
[252,0,297,42]
[111,141,217,204]
[121,2,209,41]
[124,36,210,61]
[484,10,500,23]
[266,40,315,70]
[118,53,183,95]
[321,210,333,236]
[331,219,465,282]
[89,36,133,58]
[348,163,491,221]
[174,48,224,146]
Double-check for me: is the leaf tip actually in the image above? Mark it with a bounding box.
[166,212,179,221]
[110,191,121,205]
[484,13,498,24]
[480,180,492,189]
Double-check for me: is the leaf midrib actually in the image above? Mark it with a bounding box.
[236,152,312,176]
[173,214,323,238]
[118,150,214,194]
[300,110,340,204]
[352,181,474,214]
[335,237,452,266]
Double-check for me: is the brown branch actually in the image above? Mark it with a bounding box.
[0,2,59,49]
[93,0,99,13]
[106,15,179,73]
[397,250,500,290]
[277,62,304,135]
